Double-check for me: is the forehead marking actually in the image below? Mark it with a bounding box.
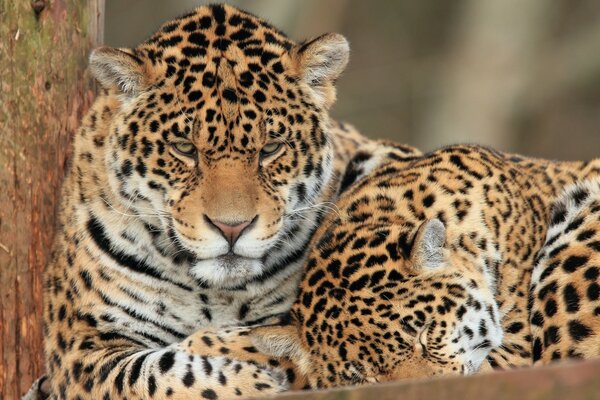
[217,58,241,125]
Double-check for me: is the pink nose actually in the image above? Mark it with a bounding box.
[205,216,255,247]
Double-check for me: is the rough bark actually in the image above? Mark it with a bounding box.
[0,1,103,398]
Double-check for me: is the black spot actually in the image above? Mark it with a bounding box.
[202,72,216,87]
[222,88,238,103]
[158,35,183,48]
[255,383,272,390]
[506,322,524,334]
[253,90,266,103]
[159,351,176,374]
[349,274,369,291]
[239,303,250,320]
[79,270,93,290]
[563,284,580,313]
[544,326,561,346]
[188,91,202,102]
[160,92,174,104]
[565,217,585,234]
[115,367,126,394]
[571,187,589,206]
[538,281,558,300]
[182,20,197,32]
[531,311,544,326]
[58,305,66,321]
[212,4,226,23]
[201,388,217,399]
[563,255,588,273]
[532,338,542,361]
[587,283,600,301]
[388,270,404,281]
[295,183,307,201]
[272,61,284,73]
[544,299,557,317]
[182,370,195,387]
[214,38,231,51]
[422,194,435,208]
[199,16,212,29]
[550,204,567,225]
[129,121,139,135]
[121,160,133,177]
[148,374,157,396]
[308,270,325,286]
[128,352,150,386]
[577,229,595,241]
[188,32,209,47]
[568,320,592,342]
[584,266,599,281]
[149,120,160,133]
[72,361,83,381]
[183,46,205,58]
[231,29,252,41]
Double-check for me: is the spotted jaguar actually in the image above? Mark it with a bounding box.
[32,4,425,400]
[199,144,600,389]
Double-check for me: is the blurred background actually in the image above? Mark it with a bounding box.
[106,0,600,159]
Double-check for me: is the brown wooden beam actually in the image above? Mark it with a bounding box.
[272,359,600,400]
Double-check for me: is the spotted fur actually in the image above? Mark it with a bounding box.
[39,5,409,399]
[530,179,600,364]
[222,144,600,389]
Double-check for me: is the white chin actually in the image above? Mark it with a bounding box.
[190,256,264,288]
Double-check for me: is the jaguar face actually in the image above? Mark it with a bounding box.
[91,5,350,287]
[250,220,503,387]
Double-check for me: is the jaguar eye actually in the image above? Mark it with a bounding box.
[171,142,196,157]
[260,142,283,158]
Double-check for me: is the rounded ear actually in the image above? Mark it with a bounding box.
[410,219,447,271]
[89,46,148,98]
[291,33,350,108]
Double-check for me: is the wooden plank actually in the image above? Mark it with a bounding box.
[0,1,103,397]
[270,359,600,400]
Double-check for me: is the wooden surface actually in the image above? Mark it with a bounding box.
[0,1,103,398]
[273,359,600,400]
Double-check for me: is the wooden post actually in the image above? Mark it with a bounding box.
[0,1,103,397]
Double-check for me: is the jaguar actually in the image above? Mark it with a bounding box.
[32,4,425,400]
[201,144,600,389]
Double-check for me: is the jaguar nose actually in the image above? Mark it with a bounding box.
[204,215,256,247]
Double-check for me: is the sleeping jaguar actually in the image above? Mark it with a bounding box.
[32,4,425,400]
[182,143,600,391]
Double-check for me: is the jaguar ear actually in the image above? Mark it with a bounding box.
[89,46,149,98]
[410,219,447,271]
[250,325,311,373]
[292,33,350,109]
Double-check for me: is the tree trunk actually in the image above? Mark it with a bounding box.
[0,1,103,398]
